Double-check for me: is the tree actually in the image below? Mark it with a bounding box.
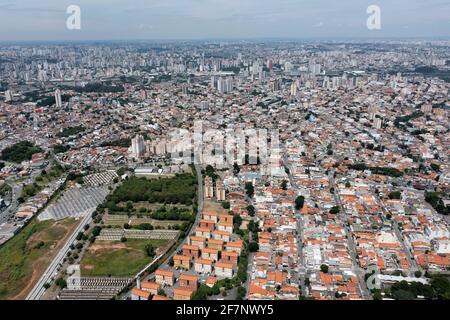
[295,196,305,210]
[415,271,422,278]
[389,191,402,200]
[320,264,329,273]
[329,206,340,214]
[248,242,259,252]
[222,201,230,209]
[246,205,256,217]
[245,182,254,198]
[55,278,67,289]
[237,286,246,300]
[157,288,166,296]
[145,243,156,257]
[233,163,240,176]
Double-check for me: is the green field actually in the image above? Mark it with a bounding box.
[0,218,78,300]
[80,239,167,277]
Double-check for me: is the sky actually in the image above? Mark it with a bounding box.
[0,0,449,41]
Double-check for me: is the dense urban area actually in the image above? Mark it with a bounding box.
[0,40,449,301]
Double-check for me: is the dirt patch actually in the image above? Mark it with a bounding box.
[88,242,128,252]
[203,199,228,215]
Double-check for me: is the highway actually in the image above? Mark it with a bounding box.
[26,211,93,300]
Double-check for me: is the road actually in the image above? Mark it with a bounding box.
[283,155,307,297]
[26,211,93,300]
[329,173,372,300]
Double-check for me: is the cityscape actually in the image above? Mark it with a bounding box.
[0,1,449,304]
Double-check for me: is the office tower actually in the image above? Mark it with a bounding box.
[131,134,145,159]
[55,89,62,108]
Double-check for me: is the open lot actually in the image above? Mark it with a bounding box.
[80,239,168,277]
[203,199,228,215]
[0,218,79,300]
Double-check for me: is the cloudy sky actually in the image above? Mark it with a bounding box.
[0,0,449,41]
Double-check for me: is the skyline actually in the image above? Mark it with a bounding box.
[0,0,450,41]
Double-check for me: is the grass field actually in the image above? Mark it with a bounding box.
[0,218,79,300]
[80,239,168,277]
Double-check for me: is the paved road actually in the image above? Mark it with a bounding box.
[26,211,93,300]
[329,174,372,300]
[283,155,307,297]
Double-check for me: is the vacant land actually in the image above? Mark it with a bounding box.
[0,218,79,300]
[80,239,168,277]
[203,199,229,215]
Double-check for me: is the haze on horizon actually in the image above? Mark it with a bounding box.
[0,0,449,41]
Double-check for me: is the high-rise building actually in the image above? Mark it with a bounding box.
[290,82,297,96]
[373,117,382,129]
[216,180,226,201]
[204,176,214,199]
[55,89,62,108]
[4,90,13,102]
[130,134,145,159]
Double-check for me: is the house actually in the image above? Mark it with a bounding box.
[202,248,219,261]
[226,240,244,255]
[152,295,172,300]
[214,261,234,279]
[173,287,195,300]
[173,254,191,270]
[219,214,234,224]
[189,236,206,249]
[199,219,216,231]
[203,212,218,223]
[206,276,218,288]
[141,281,160,295]
[212,230,231,242]
[221,250,239,264]
[182,244,200,258]
[194,258,213,274]
[208,239,224,251]
[131,288,151,300]
[195,226,212,239]
[155,269,175,286]
[217,222,233,233]
[179,273,199,291]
